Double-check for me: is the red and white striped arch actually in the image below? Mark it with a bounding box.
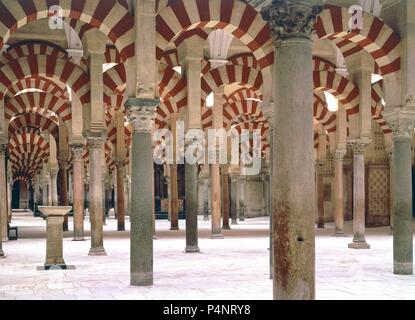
[6,92,71,125]
[159,67,187,102]
[8,113,59,142]
[313,56,336,72]
[313,94,336,134]
[103,64,127,97]
[0,0,135,62]
[7,76,69,100]
[223,100,266,129]
[228,52,259,69]
[314,5,401,75]
[313,71,359,116]
[0,55,90,105]
[226,87,262,104]
[156,0,274,70]
[371,80,391,135]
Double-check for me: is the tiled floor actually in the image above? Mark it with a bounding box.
[0,213,414,300]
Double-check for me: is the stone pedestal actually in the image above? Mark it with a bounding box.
[38,206,72,270]
[126,99,158,286]
[348,139,370,249]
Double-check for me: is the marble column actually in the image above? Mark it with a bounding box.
[202,176,209,221]
[169,164,179,230]
[229,173,238,225]
[333,150,346,236]
[0,145,8,241]
[185,160,200,252]
[210,158,223,238]
[87,137,106,256]
[58,158,69,231]
[126,100,157,286]
[262,1,321,300]
[348,139,370,249]
[116,161,126,231]
[221,167,231,230]
[50,170,58,206]
[71,144,85,241]
[316,161,325,228]
[238,176,246,221]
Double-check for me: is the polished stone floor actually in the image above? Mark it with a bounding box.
[0,212,414,300]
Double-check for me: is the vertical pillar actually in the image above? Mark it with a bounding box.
[229,172,238,225]
[126,101,158,286]
[169,164,179,230]
[238,176,246,221]
[202,174,210,221]
[50,171,58,206]
[116,161,126,231]
[348,139,370,249]
[210,159,222,238]
[0,145,8,241]
[87,137,106,256]
[316,128,327,228]
[262,1,322,300]
[71,144,85,241]
[333,151,346,236]
[221,167,230,230]
[185,159,200,252]
[58,158,69,231]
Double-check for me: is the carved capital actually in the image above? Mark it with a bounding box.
[347,138,371,155]
[0,144,7,157]
[71,144,84,162]
[332,149,346,161]
[87,137,105,150]
[125,99,158,132]
[384,109,415,139]
[261,0,323,44]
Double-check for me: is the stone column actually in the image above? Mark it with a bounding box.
[221,167,231,230]
[210,157,223,238]
[202,175,209,221]
[348,138,370,249]
[58,157,69,231]
[126,100,158,286]
[42,176,48,206]
[0,145,8,241]
[238,176,246,221]
[316,161,325,228]
[169,164,179,230]
[229,172,238,225]
[385,114,415,275]
[333,150,346,236]
[50,170,58,206]
[116,161,126,231]
[87,137,106,256]
[71,144,85,241]
[262,1,322,300]
[185,159,200,253]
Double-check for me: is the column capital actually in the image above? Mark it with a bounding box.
[87,136,105,150]
[261,0,323,45]
[384,109,415,139]
[332,149,346,161]
[347,137,371,155]
[0,144,7,157]
[124,98,158,133]
[115,159,125,168]
[71,144,84,161]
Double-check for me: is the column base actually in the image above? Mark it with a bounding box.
[222,225,231,230]
[88,247,107,256]
[394,262,413,275]
[333,232,347,237]
[203,216,209,221]
[2,237,8,242]
[131,272,153,286]
[239,218,245,222]
[348,241,370,249]
[117,227,126,232]
[0,250,5,258]
[73,237,85,241]
[231,220,238,225]
[185,246,200,253]
[170,227,179,231]
[317,223,324,229]
[210,233,224,239]
[44,263,67,270]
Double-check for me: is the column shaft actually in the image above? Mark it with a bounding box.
[117,164,126,231]
[210,163,223,238]
[170,164,179,230]
[0,148,8,241]
[185,163,200,252]
[72,146,85,241]
[333,154,345,236]
[221,169,230,230]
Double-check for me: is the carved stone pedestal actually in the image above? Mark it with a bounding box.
[39,206,72,270]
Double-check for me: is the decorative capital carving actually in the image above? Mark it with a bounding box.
[0,144,7,157]
[125,99,159,132]
[384,109,415,139]
[347,138,371,155]
[71,144,84,161]
[87,137,105,150]
[261,0,323,44]
[332,149,346,161]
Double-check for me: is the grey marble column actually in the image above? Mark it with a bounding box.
[185,161,200,253]
[71,144,85,241]
[50,171,58,206]
[0,145,8,241]
[262,1,322,300]
[126,99,158,286]
[238,176,246,221]
[333,150,346,236]
[202,177,209,221]
[87,137,107,256]
[348,139,370,249]
[229,173,238,225]
[316,161,325,228]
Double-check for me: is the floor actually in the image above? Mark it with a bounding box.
[0,213,414,300]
